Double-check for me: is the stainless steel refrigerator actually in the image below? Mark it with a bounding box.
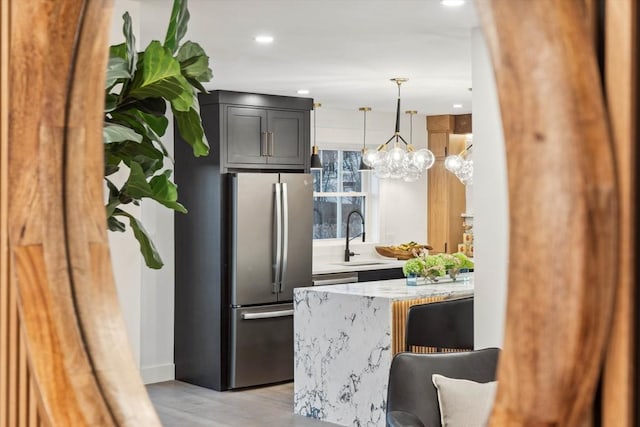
[228,172,313,388]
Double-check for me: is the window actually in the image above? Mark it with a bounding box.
[312,149,371,240]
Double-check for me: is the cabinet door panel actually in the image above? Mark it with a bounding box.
[267,110,305,166]
[227,106,267,165]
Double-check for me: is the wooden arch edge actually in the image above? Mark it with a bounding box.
[7,1,161,425]
[477,0,619,425]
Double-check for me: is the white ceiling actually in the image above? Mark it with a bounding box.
[143,0,479,115]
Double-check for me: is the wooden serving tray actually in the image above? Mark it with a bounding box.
[375,245,433,260]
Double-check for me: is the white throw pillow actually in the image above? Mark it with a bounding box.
[431,374,497,427]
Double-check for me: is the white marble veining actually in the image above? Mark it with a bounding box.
[293,277,474,426]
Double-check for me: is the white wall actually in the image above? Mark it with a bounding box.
[471,27,508,349]
[109,0,142,367]
[138,2,177,383]
[312,108,429,263]
[109,0,177,383]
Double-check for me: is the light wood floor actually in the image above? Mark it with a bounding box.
[147,381,340,427]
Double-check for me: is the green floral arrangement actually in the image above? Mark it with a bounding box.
[403,251,474,280]
[402,258,424,276]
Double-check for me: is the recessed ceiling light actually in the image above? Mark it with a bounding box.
[254,35,274,44]
[297,89,310,95]
[453,104,463,108]
[441,0,466,6]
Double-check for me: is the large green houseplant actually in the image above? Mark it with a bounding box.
[104,0,211,269]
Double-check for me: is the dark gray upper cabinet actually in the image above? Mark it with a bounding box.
[226,107,268,165]
[199,91,312,172]
[267,110,305,165]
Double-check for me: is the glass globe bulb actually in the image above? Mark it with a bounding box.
[374,162,391,179]
[389,163,406,179]
[412,148,435,170]
[403,170,421,182]
[388,146,406,165]
[444,154,464,172]
[363,150,378,167]
[455,159,474,184]
[373,150,388,166]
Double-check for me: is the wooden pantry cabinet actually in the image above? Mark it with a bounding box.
[426,114,469,253]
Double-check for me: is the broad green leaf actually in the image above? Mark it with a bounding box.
[122,12,138,75]
[186,76,208,94]
[149,172,187,213]
[173,101,209,156]
[122,97,167,117]
[104,149,121,175]
[133,110,168,137]
[105,163,120,176]
[107,215,126,232]
[164,0,190,54]
[120,109,168,140]
[105,57,130,88]
[105,179,122,218]
[177,41,213,82]
[105,94,118,113]
[109,43,127,61]
[110,109,167,143]
[116,140,165,176]
[129,41,193,111]
[123,162,187,212]
[104,123,143,144]
[114,209,163,269]
[182,55,212,83]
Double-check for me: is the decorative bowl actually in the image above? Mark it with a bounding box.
[375,244,432,260]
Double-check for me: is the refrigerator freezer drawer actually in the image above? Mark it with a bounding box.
[230,304,294,389]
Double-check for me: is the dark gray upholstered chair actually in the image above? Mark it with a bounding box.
[386,348,500,427]
[405,296,474,352]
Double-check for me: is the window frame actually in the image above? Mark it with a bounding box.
[312,148,378,242]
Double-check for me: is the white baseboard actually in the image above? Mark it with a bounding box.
[141,363,175,384]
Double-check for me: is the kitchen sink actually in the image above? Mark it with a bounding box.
[333,260,390,267]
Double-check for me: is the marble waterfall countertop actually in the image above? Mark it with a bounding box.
[306,277,473,298]
[293,277,474,426]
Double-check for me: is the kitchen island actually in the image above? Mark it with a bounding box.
[293,277,474,426]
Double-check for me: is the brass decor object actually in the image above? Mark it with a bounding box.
[358,106,372,171]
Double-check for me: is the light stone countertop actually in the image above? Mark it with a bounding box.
[293,274,474,426]
[299,275,474,300]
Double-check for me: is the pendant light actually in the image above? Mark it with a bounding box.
[403,110,421,182]
[363,78,435,181]
[444,134,474,185]
[358,107,372,171]
[310,102,323,170]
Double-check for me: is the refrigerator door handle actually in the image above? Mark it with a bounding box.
[241,309,294,320]
[273,183,282,294]
[279,182,289,293]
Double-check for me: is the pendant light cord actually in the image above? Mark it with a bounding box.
[363,109,367,149]
[409,112,413,145]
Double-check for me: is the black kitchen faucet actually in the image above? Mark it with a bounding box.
[344,210,365,262]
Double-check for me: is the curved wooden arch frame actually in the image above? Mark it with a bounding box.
[2,0,160,425]
[0,0,634,426]
[478,0,632,425]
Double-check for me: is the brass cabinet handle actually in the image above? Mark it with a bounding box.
[260,131,268,157]
[267,131,275,156]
